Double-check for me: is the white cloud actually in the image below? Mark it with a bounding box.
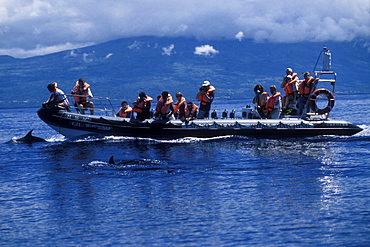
[105,53,113,59]
[235,31,244,41]
[162,44,175,56]
[66,50,78,58]
[0,42,93,58]
[194,45,219,56]
[128,41,145,50]
[83,51,95,62]
[0,0,369,58]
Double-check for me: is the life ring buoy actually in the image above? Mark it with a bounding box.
[308,88,335,114]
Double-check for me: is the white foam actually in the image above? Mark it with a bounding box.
[355,125,370,137]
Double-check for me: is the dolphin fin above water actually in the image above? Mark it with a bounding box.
[14,130,47,143]
[108,156,145,165]
[107,156,173,173]
[108,156,117,165]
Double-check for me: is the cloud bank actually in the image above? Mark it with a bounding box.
[0,0,369,58]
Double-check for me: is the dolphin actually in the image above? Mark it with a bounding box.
[14,130,47,143]
[108,156,145,165]
[108,156,173,173]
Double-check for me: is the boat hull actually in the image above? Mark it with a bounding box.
[37,108,363,139]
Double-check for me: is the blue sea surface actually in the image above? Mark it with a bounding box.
[0,94,369,246]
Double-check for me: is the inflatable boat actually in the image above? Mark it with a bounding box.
[37,46,363,139]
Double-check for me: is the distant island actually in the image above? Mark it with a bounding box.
[0,37,368,108]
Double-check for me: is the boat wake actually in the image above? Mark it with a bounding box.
[334,124,370,142]
[46,134,66,142]
[69,135,238,144]
[356,124,370,137]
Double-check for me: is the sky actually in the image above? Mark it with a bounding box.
[0,0,369,58]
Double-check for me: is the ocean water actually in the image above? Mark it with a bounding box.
[0,94,369,246]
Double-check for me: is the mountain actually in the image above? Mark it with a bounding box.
[0,36,369,108]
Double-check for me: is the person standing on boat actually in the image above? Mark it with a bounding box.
[133,92,153,120]
[43,82,70,110]
[265,85,282,119]
[281,70,298,113]
[252,84,269,118]
[155,91,174,120]
[117,101,133,118]
[282,67,298,82]
[297,72,317,115]
[173,92,186,119]
[71,78,94,115]
[196,81,216,119]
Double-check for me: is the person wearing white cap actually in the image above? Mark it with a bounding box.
[196,80,216,119]
[282,68,297,84]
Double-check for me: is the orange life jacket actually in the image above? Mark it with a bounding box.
[265,92,281,111]
[298,77,314,97]
[282,73,297,96]
[184,102,199,117]
[73,82,91,103]
[197,85,216,105]
[283,78,298,96]
[255,92,269,107]
[174,96,186,113]
[133,96,153,113]
[118,105,133,118]
[156,94,174,114]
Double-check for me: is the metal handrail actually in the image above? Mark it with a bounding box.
[65,94,116,117]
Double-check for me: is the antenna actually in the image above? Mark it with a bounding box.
[312,45,325,72]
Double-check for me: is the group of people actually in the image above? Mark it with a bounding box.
[44,79,216,121]
[117,80,216,121]
[253,68,317,119]
[252,84,281,119]
[44,78,94,114]
[44,69,314,121]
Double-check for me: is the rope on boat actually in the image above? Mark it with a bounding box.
[184,121,313,129]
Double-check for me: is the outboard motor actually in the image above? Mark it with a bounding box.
[211,110,217,119]
[242,105,252,118]
[230,110,235,119]
[222,109,228,118]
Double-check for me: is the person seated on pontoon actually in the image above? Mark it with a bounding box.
[252,84,269,118]
[117,101,133,118]
[43,82,70,111]
[155,91,174,120]
[264,85,282,119]
[71,78,94,115]
[132,92,153,120]
[183,101,198,121]
[173,92,186,119]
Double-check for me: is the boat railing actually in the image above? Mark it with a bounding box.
[65,94,116,117]
[314,71,336,92]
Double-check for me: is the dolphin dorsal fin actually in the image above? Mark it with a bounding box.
[25,130,34,137]
[108,156,116,165]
